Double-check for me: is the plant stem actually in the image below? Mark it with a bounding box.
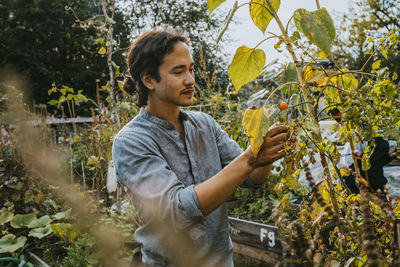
[264,0,343,229]
[315,0,321,9]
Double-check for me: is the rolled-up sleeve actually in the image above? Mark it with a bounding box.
[204,114,262,188]
[112,132,204,229]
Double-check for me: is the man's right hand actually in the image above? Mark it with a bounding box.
[248,123,289,168]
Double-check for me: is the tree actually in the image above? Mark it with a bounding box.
[0,0,130,109]
[333,0,400,78]
[119,0,230,94]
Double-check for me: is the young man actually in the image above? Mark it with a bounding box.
[112,29,288,266]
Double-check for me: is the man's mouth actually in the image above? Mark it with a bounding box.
[181,88,195,95]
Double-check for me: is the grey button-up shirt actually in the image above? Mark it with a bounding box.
[112,108,251,266]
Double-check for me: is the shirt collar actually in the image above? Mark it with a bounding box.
[139,108,188,129]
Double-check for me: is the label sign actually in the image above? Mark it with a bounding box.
[260,228,275,247]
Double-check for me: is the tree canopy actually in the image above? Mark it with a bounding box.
[334,0,400,78]
[0,0,130,106]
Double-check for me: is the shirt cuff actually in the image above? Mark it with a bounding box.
[179,185,204,220]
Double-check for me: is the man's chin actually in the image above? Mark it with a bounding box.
[179,100,193,107]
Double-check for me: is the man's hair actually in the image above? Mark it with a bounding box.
[123,29,188,107]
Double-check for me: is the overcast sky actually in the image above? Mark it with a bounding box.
[215,0,353,64]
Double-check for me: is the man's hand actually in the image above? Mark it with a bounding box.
[248,124,289,168]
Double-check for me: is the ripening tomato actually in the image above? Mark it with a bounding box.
[279,102,288,110]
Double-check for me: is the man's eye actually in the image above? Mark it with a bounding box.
[174,71,182,74]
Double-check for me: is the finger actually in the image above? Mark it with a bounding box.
[270,143,285,153]
[268,132,289,145]
[272,149,286,161]
[267,124,289,137]
[260,143,284,155]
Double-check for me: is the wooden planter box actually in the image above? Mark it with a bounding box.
[229,217,291,265]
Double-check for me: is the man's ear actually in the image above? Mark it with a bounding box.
[141,73,155,91]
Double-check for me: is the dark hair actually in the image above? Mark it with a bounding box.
[123,29,188,107]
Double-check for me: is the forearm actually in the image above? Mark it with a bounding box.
[194,151,255,216]
[194,124,288,216]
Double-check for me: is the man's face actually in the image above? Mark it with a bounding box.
[149,41,195,108]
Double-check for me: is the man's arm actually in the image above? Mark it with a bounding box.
[194,124,288,216]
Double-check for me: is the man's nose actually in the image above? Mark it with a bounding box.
[184,71,195,85]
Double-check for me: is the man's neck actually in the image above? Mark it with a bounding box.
[145,101,181,124]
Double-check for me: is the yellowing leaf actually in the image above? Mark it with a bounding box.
[394,202,400,218]
[34,191,44,204]
[302,65,337,87]
[208,0,226,14]
[346,193,360,205]
[281,194,290,210]
[286,175,299,190]
[0,205,14,226]
[242,106,269,158]
[229,46,266,91]
[369,201,385,218]
[242,105,281,157]
[249,0,280,34]
[294,8,336,55]
[51,223,77,243]
[98,47,106,55]
[372,60,381,70]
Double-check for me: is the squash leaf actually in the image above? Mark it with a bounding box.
[228,45,266,91]
[294,8,336,55]
[249,0,280,34]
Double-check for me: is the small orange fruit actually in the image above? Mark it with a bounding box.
[279,102,288,110]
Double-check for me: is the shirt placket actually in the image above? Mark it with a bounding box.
[183,120,198,184]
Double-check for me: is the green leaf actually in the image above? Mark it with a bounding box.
[66,86,74,93]
[28,215,52,228]
[53,208,72,220]
[374,80,397,98]
[7,181,24,190]
[10,213,37,229]
[60,88,67,95]
[216,1,238,44]
[294,8,336,55]
[98,47,106,55]
[338,70,358,92]
[0,234,27,253]
[249,0,280,34]
[24,189,34,203]
[29,224,52,239]
[0,205,14,226]
[48,99,58,106]
[66,94,74,101]
[58,95,66,103]
[228,45,266,91]
[208,0,226,15]
[325,86,340,104]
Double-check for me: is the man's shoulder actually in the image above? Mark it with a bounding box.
[114,116,151,142]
